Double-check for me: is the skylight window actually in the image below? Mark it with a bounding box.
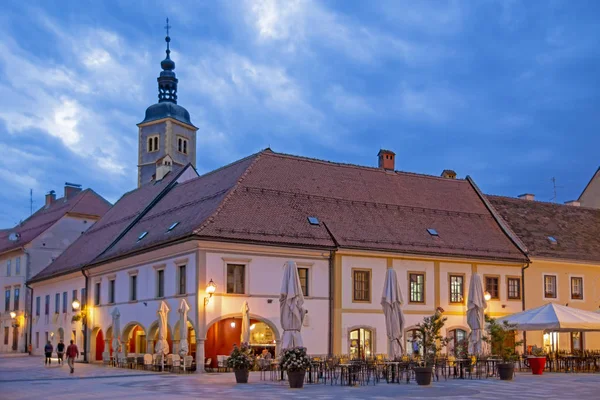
[307,217,320,226]
[138,231,148,241]
[548,236,557,245]
[427,228,439,236]
[167,222,179,232]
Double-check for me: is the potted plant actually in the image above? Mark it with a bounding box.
[280,347,311,389]
[227,344,254,383]
[412,307,448,386]
[528,346,547,375]
[483,316,523,381]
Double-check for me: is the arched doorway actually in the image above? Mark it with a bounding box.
[174,319,197,359]
[93,328,105,362]
[447,328,468,356]
[205,316,279,369]
[106,326,113,356]
[121,322,147,354]
[349,327,374,359]
[148,321,173,355]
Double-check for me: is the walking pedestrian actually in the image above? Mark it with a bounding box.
[44,341,53,365]
[66,340,79,374]
[56,339,65,365]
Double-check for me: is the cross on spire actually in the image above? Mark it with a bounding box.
[165,18,171,37]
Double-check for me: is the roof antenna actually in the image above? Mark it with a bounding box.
[549,177,563,203]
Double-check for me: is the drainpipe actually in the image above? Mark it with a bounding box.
[26,282,33,354]
[328,250,335,356]
[82,269,89,363]
[521,261,530,353]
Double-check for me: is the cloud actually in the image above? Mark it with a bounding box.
[324,85,374,116]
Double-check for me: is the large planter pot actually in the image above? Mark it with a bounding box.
[497,363,514,381]
[234,368,249,383]
[287,369,306,389]
[414,366,433,386]
[528,356,546,375]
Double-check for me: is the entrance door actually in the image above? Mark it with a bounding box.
[12,327,18,351]
[96,330,105,361]
[349,328,373,359]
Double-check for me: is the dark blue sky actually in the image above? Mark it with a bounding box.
[1,0,599,226]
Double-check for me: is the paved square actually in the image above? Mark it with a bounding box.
[1,356,599,399]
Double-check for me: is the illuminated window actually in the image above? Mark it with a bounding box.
[449,275,464,303]
[410,273,425,303]
[298,268,309,296]
[353,270,371,302]
[544,275,557,298]
[571,277,583,300]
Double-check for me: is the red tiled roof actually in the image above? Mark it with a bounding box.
[0,189,110,255]
[196,151,526,261]
[31,150,528,283]
[29,168,186,282]
[487,195,600,262]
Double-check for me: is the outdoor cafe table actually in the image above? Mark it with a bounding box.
[339,363,360,386]
[384,361,400,383]
[485,358,502,377]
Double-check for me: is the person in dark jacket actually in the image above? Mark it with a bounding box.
[56,340,65,365]
[44,341,53,365]
[66,340,79,374]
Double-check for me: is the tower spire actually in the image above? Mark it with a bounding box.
[157,18,177,103]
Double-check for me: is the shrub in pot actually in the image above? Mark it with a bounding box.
[411,307,448,386]
[227,344,254,383]
[280,347,311,389]
[528,346,547,375]
[483,316,523,381]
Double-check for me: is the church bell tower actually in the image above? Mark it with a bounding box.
[137,19,198,187]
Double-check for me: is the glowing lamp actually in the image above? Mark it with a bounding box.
[483,291,492,302]
[230,321,236,328]
[9,311,16,319]
[250,324,256,331]
[72,299,81,310]
[206,279,217,295]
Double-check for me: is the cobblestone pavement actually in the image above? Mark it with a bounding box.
[1,356,600,399]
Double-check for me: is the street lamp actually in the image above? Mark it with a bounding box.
[204,279,217,306]
[72,299,81,310]
[71,299,87,362]
[484,291,492,302]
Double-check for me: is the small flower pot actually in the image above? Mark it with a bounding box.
[528,356,546,375]
[234,368,249,383]
[287,369,306,389]
[497,363,514,381]
[413,366,433,386]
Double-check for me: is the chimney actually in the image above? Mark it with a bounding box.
[45,190,56,207]
[64,182,82,199]
[155,156,173,181]
[564,200,581,207]
[518,193,535,201]
[441,169,457,179]
[377,149,395,171]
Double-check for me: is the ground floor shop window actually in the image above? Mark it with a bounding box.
[350,328,373,359]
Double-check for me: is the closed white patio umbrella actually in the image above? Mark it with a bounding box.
[241,300,250,345]
[178,299,190,357]
[497,303,600,332]
[467,273,487,355]
[279,261,305,350]
[155,301,170,370]
[381,268,405,358]
[111,307,121,355]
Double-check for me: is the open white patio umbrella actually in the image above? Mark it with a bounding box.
[381,268,405,358]
[467,273,487,355]
[155,301,170,370]
[241,300,250,345]
[497,303,600,332]
[111,307,121,355]
[280,261,305,350]
[178,299,190,357]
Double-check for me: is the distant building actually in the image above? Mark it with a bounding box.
[0,185,110,353]
[579,167,600,208]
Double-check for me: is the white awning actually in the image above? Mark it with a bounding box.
[497,303,600,332]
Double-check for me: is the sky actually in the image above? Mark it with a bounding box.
[0,0,599,227]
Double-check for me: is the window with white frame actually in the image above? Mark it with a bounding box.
[15,257,20,275]
[571,277,583,300]
[35,296,40,316]
[72,290,77,311]
[94,282,101,305]
[147,135,159,152]
[544,275,557,298]
[177,265,186,295]
[62,292,67,313]
[157,269,165,298]
[227,264,245,294]
[130,275,137,301]
[177,136,189,154]
[44,295,49,315]
[108,279,115,304]
[4,289,10,312]
[13,287,19,310]
[55,293,60,314]
[6,260,10,276]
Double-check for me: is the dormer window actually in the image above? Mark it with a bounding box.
[148,135,159,152]
[177,136,189,155]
